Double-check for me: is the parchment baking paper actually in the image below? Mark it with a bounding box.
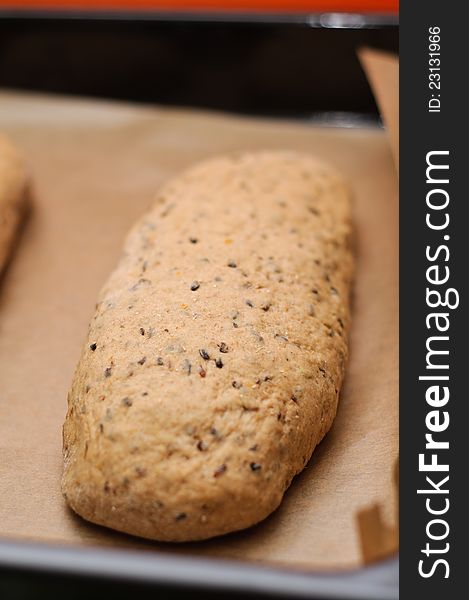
[0,90,398,570]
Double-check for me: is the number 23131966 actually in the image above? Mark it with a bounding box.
[428,27,441,113]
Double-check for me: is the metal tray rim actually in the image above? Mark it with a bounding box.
[0,538,398,599]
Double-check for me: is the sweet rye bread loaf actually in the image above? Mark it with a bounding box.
[0,134,28,274]
[62,151,353,542]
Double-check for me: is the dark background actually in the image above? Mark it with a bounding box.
[0,12,398,118]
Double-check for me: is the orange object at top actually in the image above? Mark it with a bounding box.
[0,0,399,13]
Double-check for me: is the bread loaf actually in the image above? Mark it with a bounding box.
[62,151,353,541]
[0,134,28,275]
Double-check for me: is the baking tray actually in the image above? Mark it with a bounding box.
[0,541,398,599]
[0,8,398,597]
[0,90,398,599]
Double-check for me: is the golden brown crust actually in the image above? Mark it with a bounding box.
[0,134,28,274]
[62,151,353,541]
